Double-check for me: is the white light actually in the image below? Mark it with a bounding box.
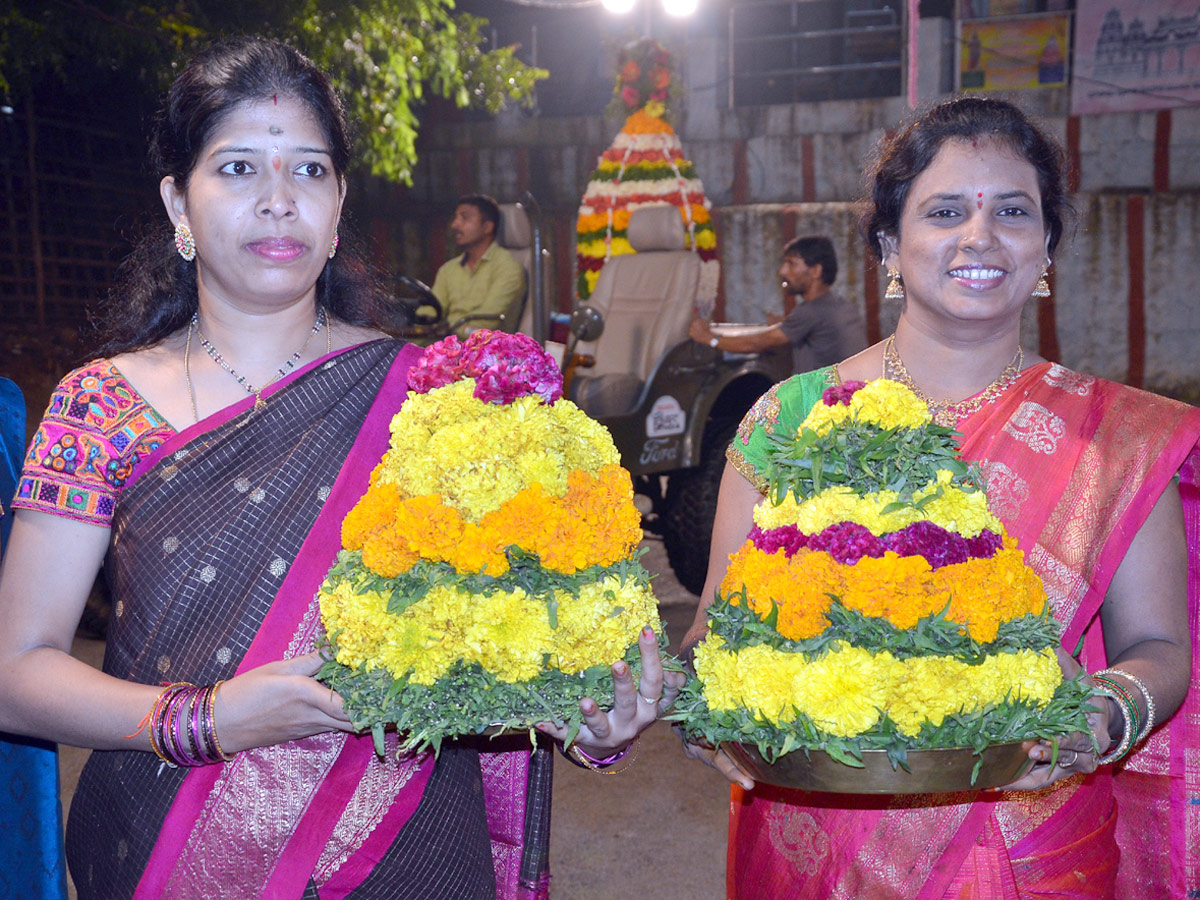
[661,0,698,15]
[602,0,637,12]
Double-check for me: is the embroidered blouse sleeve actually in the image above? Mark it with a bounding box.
[13,362,171,527]
[726,368,835,491]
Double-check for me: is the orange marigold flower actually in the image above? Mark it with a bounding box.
[623,109,673,135]
[939,546,1048,643]
[722,545,834,640]
[342,482,403,551]
[361,528,419,578]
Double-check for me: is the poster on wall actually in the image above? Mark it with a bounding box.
[959,15,1070,90]
[1071,0,1200,112]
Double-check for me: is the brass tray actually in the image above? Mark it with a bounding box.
[722,741,1033,794]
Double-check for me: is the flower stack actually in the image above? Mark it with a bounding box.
[575,38,718,311]
[675,379,1093,767]
[318,332,661,753]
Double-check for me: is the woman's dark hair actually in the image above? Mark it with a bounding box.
[93,36,388,355]
[859,96,1073,262]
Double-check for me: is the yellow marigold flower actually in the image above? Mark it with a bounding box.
[800,379,931,436]
[577,237,635,259]
[753,478,1000,538]
[378,383,618,523]
[463,589,555,683]
[695,639,1061,738]
[690,204,711,225]
[790,643,895,737]
[553,578,660,673]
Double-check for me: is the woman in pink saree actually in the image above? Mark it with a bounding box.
[0,38,677,900]
[682,97,1200,899]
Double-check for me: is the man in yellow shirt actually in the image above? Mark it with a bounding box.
[431,194,526,337]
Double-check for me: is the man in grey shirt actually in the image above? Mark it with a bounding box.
[688,235,867,373]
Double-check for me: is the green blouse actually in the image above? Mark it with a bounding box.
[726,367,837,491]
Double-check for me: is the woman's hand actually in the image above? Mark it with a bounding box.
[1000,648,1110,791]
[212,651,356,754]
[536,626,685,758]
[677,730,757,791]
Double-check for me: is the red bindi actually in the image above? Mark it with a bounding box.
[273,93,278,105]
[977,191,984,209]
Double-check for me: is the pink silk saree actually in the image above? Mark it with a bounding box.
[71,340,542,900]
[726,362,1200,900]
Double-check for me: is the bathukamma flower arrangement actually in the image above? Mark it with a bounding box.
[317,331,661,754]
[673,378,1095,773]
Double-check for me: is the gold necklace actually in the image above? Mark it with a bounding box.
[882,334,1023,427]
[184,309,333,423]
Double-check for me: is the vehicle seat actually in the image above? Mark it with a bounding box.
[570,205,700,418]
[498,203,534,335]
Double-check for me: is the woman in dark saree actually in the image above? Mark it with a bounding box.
[0,38,678,900]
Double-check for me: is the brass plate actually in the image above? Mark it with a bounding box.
[722,741,1034,794]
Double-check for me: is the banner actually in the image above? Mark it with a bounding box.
[959,15,1070,90]
[1071,0,1200,112]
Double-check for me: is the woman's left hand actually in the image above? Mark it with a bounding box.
[1000,648,1110,791]
[537,626,685,757]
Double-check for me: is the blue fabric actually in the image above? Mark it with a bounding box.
[0,377,69,900]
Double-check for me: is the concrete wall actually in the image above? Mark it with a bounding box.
[379,88,1200,399]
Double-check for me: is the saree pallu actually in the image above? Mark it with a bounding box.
[727,363,1200,900]
[64,340,549,900]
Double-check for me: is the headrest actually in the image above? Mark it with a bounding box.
[627,205,686,252]
[499,203,532,249]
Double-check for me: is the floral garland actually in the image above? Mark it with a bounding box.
[673,379,1095,765]
[318,332,663,753]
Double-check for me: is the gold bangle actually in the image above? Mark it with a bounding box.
[569,735,640,776]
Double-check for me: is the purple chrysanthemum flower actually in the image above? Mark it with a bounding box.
[966,529,1004,558]
[407,330,563,404]
[807,521,886,564]
[882,521,969,569]
[821,380,868,407]
[749,524,809,557]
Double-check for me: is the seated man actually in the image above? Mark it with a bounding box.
[430,193,526,336]
[688,235,866,373]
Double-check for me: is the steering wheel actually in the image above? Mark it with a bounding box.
[395,275,443,327]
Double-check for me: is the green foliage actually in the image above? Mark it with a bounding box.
[0,0,546,184]
[295,2,546,184]
[765,420,981,507]
[707,593,1064,662]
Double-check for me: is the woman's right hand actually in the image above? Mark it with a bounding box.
[213,651,356,753]
[677,729,757,791]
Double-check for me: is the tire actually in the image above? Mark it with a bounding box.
[661,417,741,596]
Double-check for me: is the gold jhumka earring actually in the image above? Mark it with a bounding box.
[1031,258,1051,299]
[884,265,904,301]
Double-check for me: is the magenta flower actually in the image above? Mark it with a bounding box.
[807,521,885,563]
[749,520,1004,569]
[408,330,563,405]
[821,380,867,406]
